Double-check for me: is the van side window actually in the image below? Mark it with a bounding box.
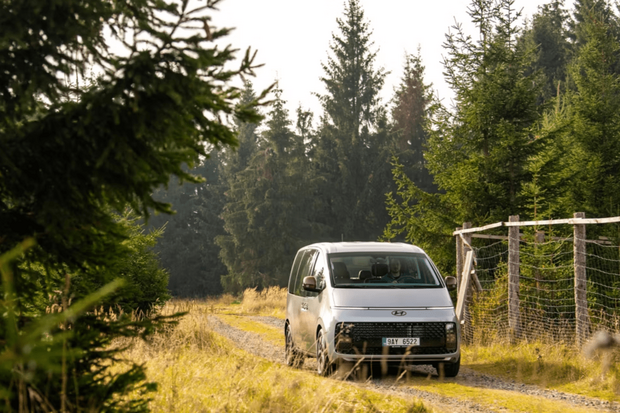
[306,253,325,297]
[288,251,304,294]
[293,249,318,296]
[314,259,325,287]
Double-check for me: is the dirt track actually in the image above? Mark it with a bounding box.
[209,315,619,413]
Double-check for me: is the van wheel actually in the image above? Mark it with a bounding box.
[436,357,460,378]
[285,324,304,368]
[316,329,332,376]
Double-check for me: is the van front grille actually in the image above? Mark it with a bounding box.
[335,322,450,355]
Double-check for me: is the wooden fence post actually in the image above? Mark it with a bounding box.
[574,212,590,346]
[456,227,463,294]
[456,250,474,322]
[509,215,521,340]
[461,223,472,341]
[457,223,472,291]
[463,222,472,255]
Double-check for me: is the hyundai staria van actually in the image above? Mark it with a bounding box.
[285,242,460,377]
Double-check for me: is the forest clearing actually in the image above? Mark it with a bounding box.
[113,288,620,413]
[7,0,620,411]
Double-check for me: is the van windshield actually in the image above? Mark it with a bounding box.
[328,252,443,288]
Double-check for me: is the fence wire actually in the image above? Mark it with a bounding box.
[462,231,620,346]
[585,240,620,335]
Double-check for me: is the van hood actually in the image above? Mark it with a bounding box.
[331,288,453,308]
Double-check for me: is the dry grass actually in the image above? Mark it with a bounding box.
[406,380,600,413]
[215,314,283,345]
[240,287,287,319]
[463,338,620,402]
[111,292,620,412]
[181,287,287,319]
[113,301,432,413]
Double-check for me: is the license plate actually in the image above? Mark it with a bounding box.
[382,337,420,347]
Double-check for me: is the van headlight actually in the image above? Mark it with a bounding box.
[445,323,457,351]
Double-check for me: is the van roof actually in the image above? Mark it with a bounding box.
[304,242,425,254]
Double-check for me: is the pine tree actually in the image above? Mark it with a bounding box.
[0,0,266,409]
[390,50,436,193]
[149,154,227,297]
[563,8,620,217]
[217,82,262,292]
[218,87,318,291]
[313,0,389,241]
[384,0,543,272]
[521,0,572,102]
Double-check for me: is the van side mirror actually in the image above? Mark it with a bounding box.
[302,276,321,292]
[445,276,457,291]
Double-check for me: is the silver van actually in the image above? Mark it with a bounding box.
[284,242,460,377]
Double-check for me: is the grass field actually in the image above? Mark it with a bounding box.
[115,297,432,413]
[463,338,620,402]
[113,288,620,412]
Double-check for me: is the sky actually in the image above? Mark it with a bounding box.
[211,0,575,125]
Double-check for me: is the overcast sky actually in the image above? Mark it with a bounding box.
[213,0,575,124]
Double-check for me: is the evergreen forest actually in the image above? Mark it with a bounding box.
[0,0,268,410]
[152,0,620,293]
[3,0,620,409]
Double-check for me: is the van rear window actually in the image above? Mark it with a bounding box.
[328,252,442,288]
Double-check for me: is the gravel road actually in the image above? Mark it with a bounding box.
[209,315,620,413]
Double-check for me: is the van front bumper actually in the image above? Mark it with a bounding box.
[329,319,460,364]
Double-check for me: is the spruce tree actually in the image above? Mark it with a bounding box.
[569,0,620,47]
[221,81,263,184]
[0,0,266,409]
[429,0,542,222]
[314,0,388,241]
[317,0,386,139]
[521,0,572,102]
[216,82,262,292]
[390,50,436,193]
[218,87,317,291]
[564,8,620,217]
[384,0,543,272]
[149,154,227,297]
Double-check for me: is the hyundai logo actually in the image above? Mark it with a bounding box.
[391,310,407,316]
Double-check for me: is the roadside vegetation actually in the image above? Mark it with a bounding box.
[402,381,597,413]
[206,287,287,318]
[114,299,431,413]
[234,288,620,404]
[108,290,618,412]
[463,340,620,402]
[0,0,269,410]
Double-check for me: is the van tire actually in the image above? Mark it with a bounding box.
[316,329,332,376]
[437,357,460,378]
[285,324,304,368]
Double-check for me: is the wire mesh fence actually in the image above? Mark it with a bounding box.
[458,218,620,348]
[585,239,620,334]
